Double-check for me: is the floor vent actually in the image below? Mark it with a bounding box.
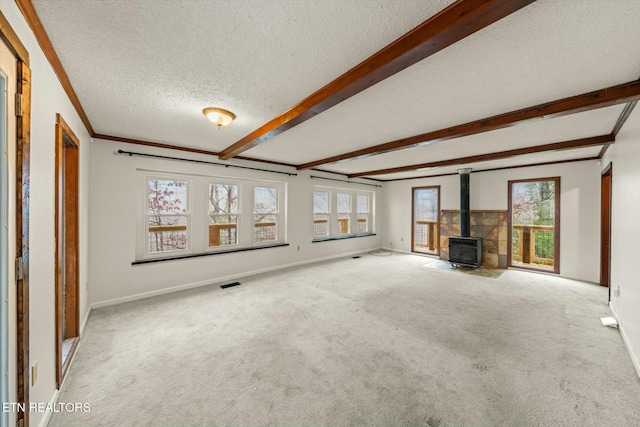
[220,282,241,289]
[352,256,362,259]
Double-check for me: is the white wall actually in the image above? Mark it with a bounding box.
[602,106,640,376]
[382,161,601,283]
[88,139,383,306]
[0,2,92,426]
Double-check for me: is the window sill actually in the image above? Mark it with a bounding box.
[133,243,289,265]
[312,233,376,243]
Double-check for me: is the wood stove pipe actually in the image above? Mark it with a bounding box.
[458,168,472,237]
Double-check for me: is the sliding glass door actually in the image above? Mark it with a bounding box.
[508,178,560,273]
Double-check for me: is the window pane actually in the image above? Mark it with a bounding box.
[255,214,277,242]
[357,194,369,213]
[313,192,330,237]
[147,215,187,253]
[209,184,239,215]
[511,180,557,271]
[314,192,329,214]
[413,188,439,255]
[357,214,368,233]
[337,193,351,214]
[209,215,238,247]
[148,179,188,214]
[255,187,277,214]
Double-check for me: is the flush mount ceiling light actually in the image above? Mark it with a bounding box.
[202,107,236,128]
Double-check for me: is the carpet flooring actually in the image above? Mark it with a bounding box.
[50,253,640,427]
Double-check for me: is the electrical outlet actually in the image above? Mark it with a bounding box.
[614,286,620,297]
[31,361,37,387]
[400,237,404,242]
[296,245,300,251]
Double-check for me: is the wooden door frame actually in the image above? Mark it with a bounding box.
[0,11,31,427]
[411,186,441,256]
[507,177,561,274]
[54,114,80,387]
[600,163,612,293]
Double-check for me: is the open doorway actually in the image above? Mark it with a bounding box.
[412,186,440,255]
[601,163,612,297]
[55,114,80,387]
[508,177,560,274]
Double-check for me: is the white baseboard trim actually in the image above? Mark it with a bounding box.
[610,304,640,380]
[91,248,378,309]
[39,389,60,427]
[80,305,92,336]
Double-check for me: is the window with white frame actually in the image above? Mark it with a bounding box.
[337,193,351,235]
[208,183,240,247]
[313,186,374,240]
[357,194,370,233]
[313,191,330,238]
[254,186,278,243]
[146,177,189,254]
[140,172,286,260]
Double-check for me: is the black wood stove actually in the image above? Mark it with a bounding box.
[449,168,483,268]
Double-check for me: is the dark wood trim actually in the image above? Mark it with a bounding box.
[0,11,29,64]
[348,134,613,178]
[600,163,612,290]
[598,143,612,159]
[507,176,560,275]
[600,101,638,158]
[382,157,599,182]
[298,80,640,170]
[218,0,536,160]
[16,59,31,427]
[96,133,386,182]
[94,133,221,157]
[411,186,440,256]
[14,0,94,136]
[54,113,80,388]
[612,101,638,136]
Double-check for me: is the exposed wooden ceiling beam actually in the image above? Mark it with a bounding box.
[15,0,94,136]
[218,0,536,160]
[298,80,640,170]
[599,98,637,158]
[381,157,600,182]
[347,134,613,178]
[612,100,637,136]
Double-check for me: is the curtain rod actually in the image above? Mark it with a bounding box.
[310,175,382,188]
[116,150,297,177]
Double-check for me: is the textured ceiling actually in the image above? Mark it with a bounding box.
[31,0,640,179]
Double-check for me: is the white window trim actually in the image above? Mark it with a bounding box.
[141,174,192,259]
[206,181,242,251]
[313,186,374,240]
[137,171,287,260]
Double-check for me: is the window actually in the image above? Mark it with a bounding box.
[337,193,351,235]
[357,194,370,233]
[313,191,330,238]
[412,186,440,255]
[208,184,239,247]
[313,186,374,240]
[254,186,278,243]
[146,178,189,254]
[139,172,286,260]
[508,177,560,273]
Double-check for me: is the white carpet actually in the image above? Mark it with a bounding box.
[50,253,640,426]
